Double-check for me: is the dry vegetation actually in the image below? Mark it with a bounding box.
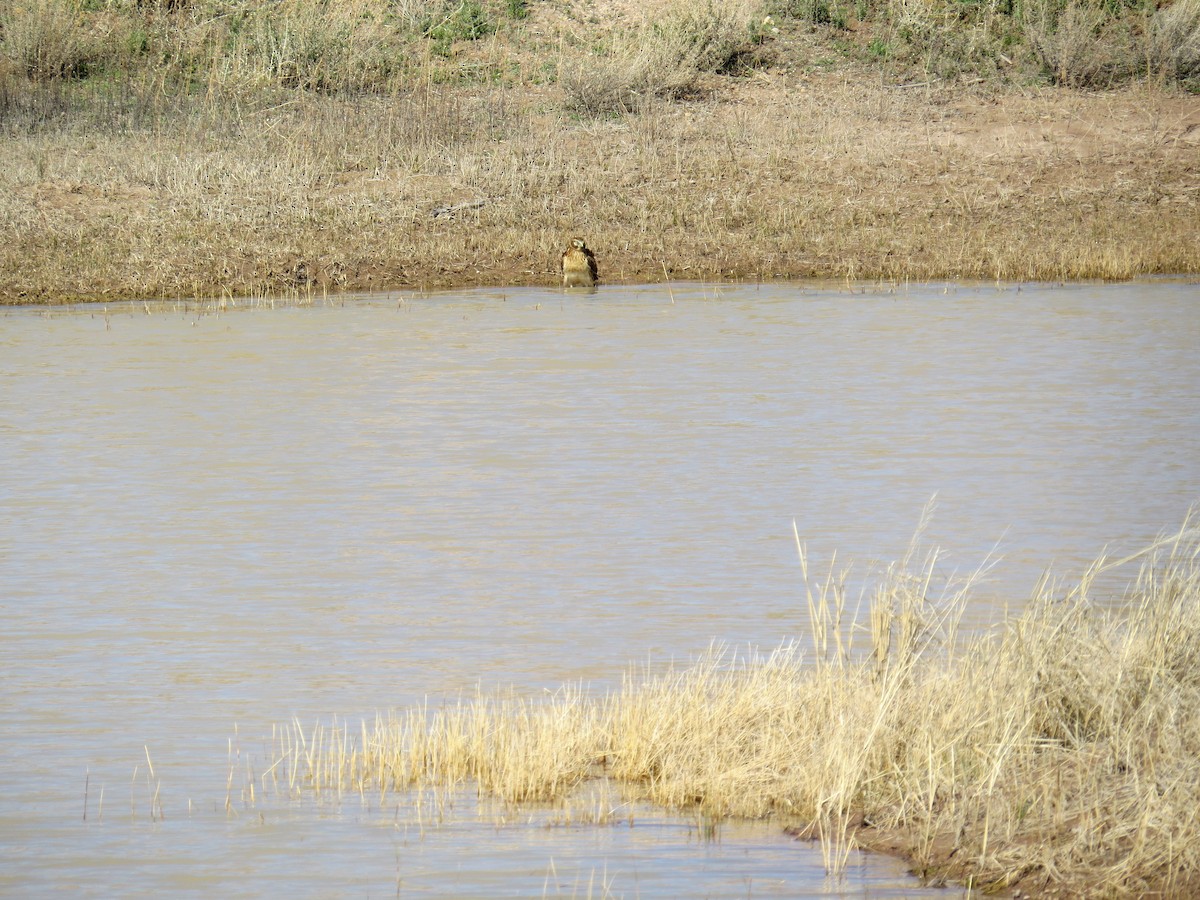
[0,0,1198,303]
[237,519,1200,897]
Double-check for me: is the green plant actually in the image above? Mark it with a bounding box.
[772,0,849,27]
[424,0,494,56]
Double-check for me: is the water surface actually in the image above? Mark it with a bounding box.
[2,280,1198,897]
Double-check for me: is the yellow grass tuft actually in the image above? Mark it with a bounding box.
[236,515,1200,896]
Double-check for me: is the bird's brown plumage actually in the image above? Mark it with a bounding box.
[561,238,598,288]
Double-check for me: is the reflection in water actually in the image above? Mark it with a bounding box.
[1,281,1198,897]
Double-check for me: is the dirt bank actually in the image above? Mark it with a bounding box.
[3,68,1198,305]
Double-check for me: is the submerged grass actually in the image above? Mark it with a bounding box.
[240,517,1200,897]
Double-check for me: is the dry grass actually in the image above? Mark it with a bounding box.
[0,0,478,91]
[1,0,1199,303]
[1022,0,1200,88]
[235,517,1200,897]
[1148,0,1200,81]
[1023,0,1139,89]
[2,73,1198,304]
[559,0,762,114]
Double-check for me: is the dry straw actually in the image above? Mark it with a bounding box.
[233,514,1200,896]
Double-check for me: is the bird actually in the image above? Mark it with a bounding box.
[561,238,598,288]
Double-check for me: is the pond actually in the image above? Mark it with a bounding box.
[2,280,1198,897]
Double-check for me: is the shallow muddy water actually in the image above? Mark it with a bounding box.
[2,280,1198,897]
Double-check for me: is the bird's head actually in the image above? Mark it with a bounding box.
[571,238,587,250]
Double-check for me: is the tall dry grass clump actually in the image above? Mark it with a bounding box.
[560,0,764,115]
[239,516,1200,896]
[1022,0,1200,87]
[1022,0,1140,88]
[1147,0,1200,81]
[766,0,1200,87]
[0,0,95,81]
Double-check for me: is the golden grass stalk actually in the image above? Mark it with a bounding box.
[236,515,1200,895]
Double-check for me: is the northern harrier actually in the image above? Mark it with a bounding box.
[561,238,598,288]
